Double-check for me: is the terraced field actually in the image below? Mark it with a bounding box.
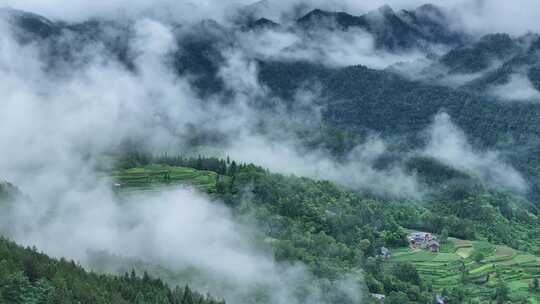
[111,165,223,194]
[385,238,540,302]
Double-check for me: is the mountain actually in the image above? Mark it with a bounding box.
[0,182,22,203]
[258,59,540,145]
[3,3,540,303]
[296,4,465,51]
[244,17,280,31]
[5,4,540,197]
[398,4,466,46]
[458,35,540,92]
[440,33,520,74]
[109,156,540,302]
[0,8,60,40]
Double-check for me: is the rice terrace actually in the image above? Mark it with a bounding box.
[385,237,540,303]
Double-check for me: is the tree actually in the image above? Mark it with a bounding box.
[215,176,227,194]
[182,286,194,304]
[495,280,509,304]
[228,161,237,176]
[1,272,34,304]
[530,277,539,291]
[459,260,467,283]
[365,257,383,277]
[365,274,384,294]
[385,291,410,304]
[359,239,371,255]
[0,238,223,304]
[440,228,449,244]
[472,251,485,263]
[196,155,203,170]
[34,278,54,303]
[391,262,421,286]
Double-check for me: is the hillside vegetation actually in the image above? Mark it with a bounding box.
[0,238,223,304]
[3,2,540,303]
[109,156,540,303]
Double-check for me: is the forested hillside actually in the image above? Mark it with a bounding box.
[0,239,223,304]
[2,1,540,304]
[0,184,221,304]
[107,155,540,302]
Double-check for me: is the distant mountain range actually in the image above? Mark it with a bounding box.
[4,3,540,200]
[295,4,466,50]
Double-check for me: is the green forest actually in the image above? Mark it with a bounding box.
[101,154,540,303]
[0,234,223,304]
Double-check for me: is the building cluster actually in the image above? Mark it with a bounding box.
[409,232,440,252]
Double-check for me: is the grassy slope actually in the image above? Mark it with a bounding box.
[385,238,540,303]
[111,164,222,194]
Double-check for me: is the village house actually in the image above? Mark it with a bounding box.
[371,293,385,303]
[427,240,440,252]
[435,293,446,304]
[408,232,439,252]
[380,246,391,259]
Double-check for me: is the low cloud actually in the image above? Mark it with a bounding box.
[423,112,527,193]
[237,26,426,69]
[0,186,362,304]
[225,134,421,198]
[448,0,540,36]
[491,73,540,102]
[0,13,368,304]
[205,44,422,198]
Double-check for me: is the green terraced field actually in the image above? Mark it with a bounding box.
[385,238,540,303]
[111,165,224,194]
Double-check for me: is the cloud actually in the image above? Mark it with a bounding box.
[423,112,527,193]
[0,0,241,23]
[0,0,422,201]
[225,134,421,198]
[0,183,362,304]
[490,73,540,102]
[448,0,540,36]
[0,13,368,304]
[203,45,422,198]
[237,26,426,68]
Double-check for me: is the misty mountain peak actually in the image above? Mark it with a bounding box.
[0,181,23,202]
[0,7,60,39]
[415,3,445,18]
[377,4,395,17]
[528,36,540,53]
[246,17,279,30]
[297,8,333,22]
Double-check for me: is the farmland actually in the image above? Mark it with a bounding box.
[385,238,540,303]
[110,164,223,194]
